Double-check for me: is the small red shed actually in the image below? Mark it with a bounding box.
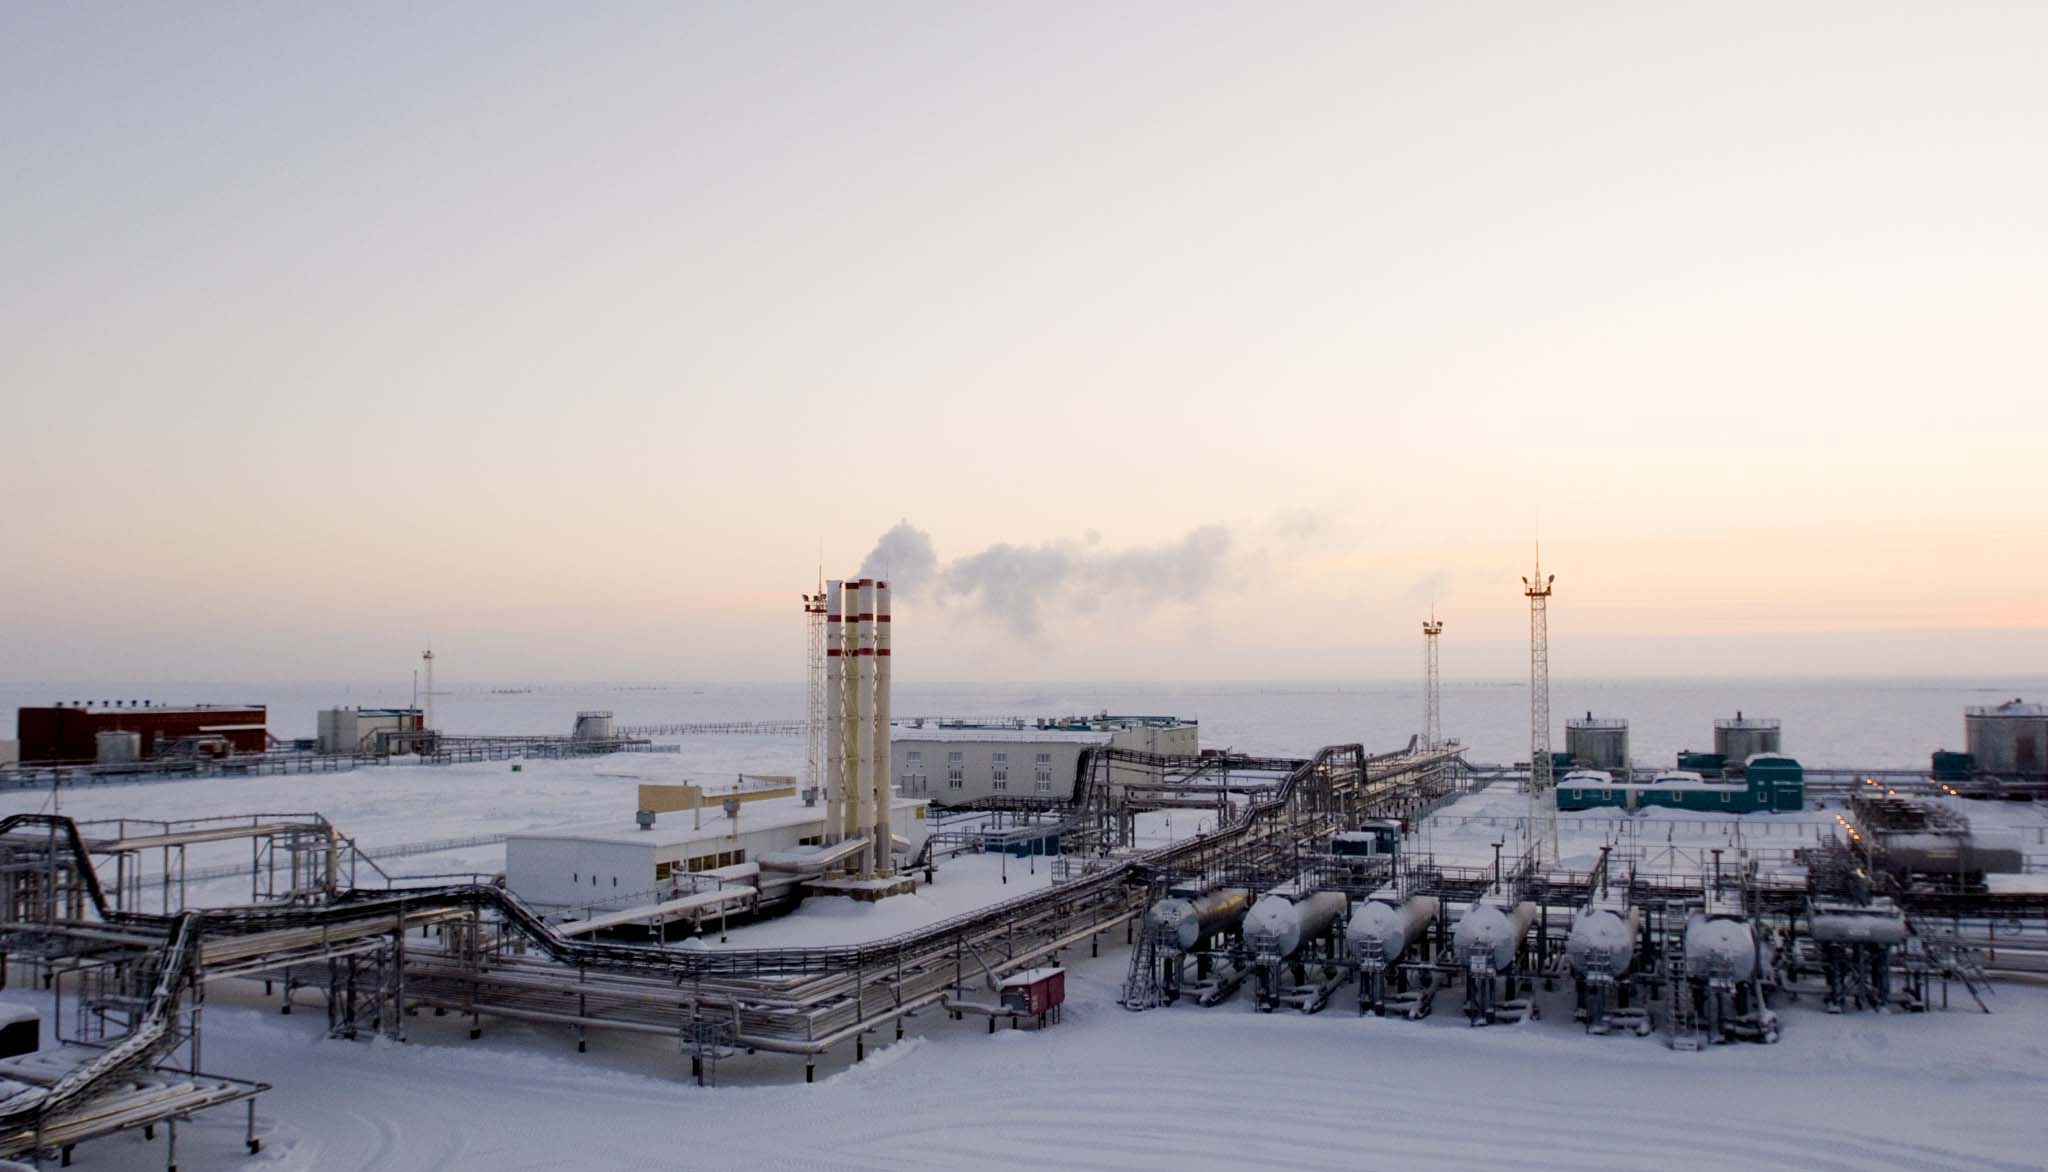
[998,967,1067,1023]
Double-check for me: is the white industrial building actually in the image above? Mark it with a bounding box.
[505,793,930,915]
[317,706,425,755]
[506,573,927,928]
[894,715,1199,805]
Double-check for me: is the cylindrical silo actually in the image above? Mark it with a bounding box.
[1965,700,2048,775]
[572,711,615,742]
[1565,714,1629,770]
[1714,713,1781,765]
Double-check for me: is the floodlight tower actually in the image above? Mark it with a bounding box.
[803,578,827,804]
[1522,553,1558,865]
[1422,614,1444,750]
[421,647,436,732]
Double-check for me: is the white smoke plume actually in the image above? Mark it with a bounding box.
[858,521,1236,636]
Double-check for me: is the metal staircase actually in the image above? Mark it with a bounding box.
[1662,928,1705,1050]
[1903,914,1993,1013]
[1119,876,1169,1010]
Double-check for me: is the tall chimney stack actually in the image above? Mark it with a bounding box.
[853,579,878,861]
[871,579,893,874]
[823,580,845,844]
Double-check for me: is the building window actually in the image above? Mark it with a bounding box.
[907,750,923,769]
[1035,752,1053,788]
[948,750,964,789]
[992,751,1008,791]
[655,862,674,881]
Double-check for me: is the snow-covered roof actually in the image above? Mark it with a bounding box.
[513,795,926,848]
[896,728,1115,744]
[1968,699,2046,718]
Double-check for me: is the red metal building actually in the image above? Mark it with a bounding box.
[17,703,269,763]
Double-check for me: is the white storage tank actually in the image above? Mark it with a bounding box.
[1453,899,1537,971]
[1345,893,1439,967]
[1683,913,1759,982]
[95,730,141,765]
[1965,699,2048,775]
[1565,904,1640,976]
[1147,887,1251,951]
[1807,900,1908,947]
[1244,890,1347,961]
[1565,714,1629,770]
[1714,713,1781,763]
[573,711,616,742]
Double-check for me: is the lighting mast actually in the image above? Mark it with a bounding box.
[803,576,827,804]
[1422,613,1443,751]
[1522,553,1558,865]
[421,647,435,733]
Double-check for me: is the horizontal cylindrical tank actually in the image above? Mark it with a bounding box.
[1565,905,1640,976]
[95,730,140,765]
[1565,714,1629,770]
[1684,913,1758,982]
[1965,700,2047,775]
[1244,890,1348,961]
[1345,894,1439,967]
[1877,831,2023,877]
[1808,903,1908,946]
[1714,714,1781,764]
[1147,887,1252,951]
[1453,900,1538,971]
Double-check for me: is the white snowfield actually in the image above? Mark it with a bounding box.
[4,954,2042,1172]
[3,680,2046,1171]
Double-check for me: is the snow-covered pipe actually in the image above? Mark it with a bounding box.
[1565,905,1640,978]
[1147,887,1252,951]
[1684,913,1758,982]
[1244,891,1347,961]
[824,581,845,844]
[1345,894,1439,968]
[1453,900,1537,971]
[758,837,872,875]
[872,579,892,874]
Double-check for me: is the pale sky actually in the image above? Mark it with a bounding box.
[3,3,2044,684]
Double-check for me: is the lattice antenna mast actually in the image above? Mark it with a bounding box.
[1522,552,1558,865]
[803,573,827,802]
[1422,613,1444,750]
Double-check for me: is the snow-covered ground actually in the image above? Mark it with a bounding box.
[4,945,2043,1172]
[3,682,2047,1169]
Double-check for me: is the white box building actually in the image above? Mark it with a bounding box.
[505,794,931,913]
[317,706,424,754]
[893,716,1199,805]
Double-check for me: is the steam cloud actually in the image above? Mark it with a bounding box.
[857,521,1236,636]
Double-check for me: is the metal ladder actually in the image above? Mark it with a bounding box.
[1119,876,1169,1010]
[1120,922,1163,1010]
[1904,914,1992,1014]
[1662,930,1704,1050]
